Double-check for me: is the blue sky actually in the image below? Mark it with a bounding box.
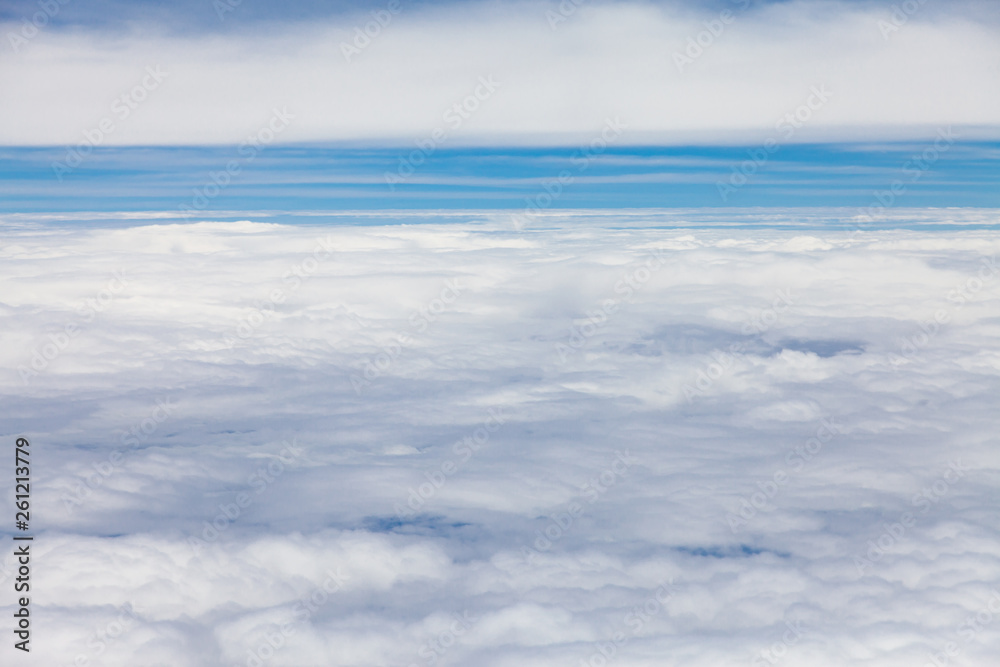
[2,141,998,214]
[3,0,998,30]
[3,0,997,219]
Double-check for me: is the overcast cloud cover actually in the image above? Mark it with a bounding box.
[3,0,1000,665]
[2,0,1000,144]
[2,213,1000,666]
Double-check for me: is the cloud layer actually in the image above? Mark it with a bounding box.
[2,212,1000,665]
[2,0,1000,145]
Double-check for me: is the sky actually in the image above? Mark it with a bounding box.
[2,1,1000,666]
[1,141,999,213]
[2,0,998,210]
[3,0,1000,147]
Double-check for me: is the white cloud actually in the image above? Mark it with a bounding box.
[2,210,1000,665]
[1,1,999,145]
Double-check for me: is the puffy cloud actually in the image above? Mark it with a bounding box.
[2,211,1000,665]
